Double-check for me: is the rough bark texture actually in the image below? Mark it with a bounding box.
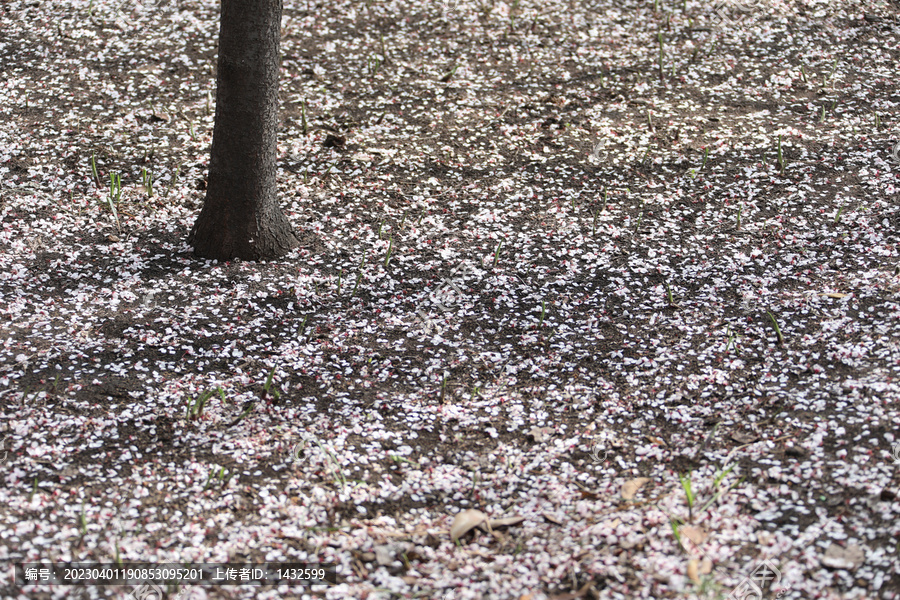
[188,0,298,261]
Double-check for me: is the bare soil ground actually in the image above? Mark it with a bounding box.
[1,0,900,598]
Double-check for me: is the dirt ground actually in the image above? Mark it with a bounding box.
[1,0,900,598]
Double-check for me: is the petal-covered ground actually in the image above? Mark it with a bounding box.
[1,0,899,598]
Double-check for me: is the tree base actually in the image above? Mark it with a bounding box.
[188,204,299,262]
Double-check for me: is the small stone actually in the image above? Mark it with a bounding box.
[821,543,865,570]
[374,545,393,566]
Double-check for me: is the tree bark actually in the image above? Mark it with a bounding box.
[188,0,298,261]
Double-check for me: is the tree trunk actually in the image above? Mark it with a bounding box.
[188,0,298,261]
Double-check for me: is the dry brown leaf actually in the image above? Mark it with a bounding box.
[821,292,848,298]
[700,558,713,574]
[680,525,707,546]
[731,432,759,444]
[687,558,700,584]
[549,581,594,600]
[450,510,523,541]
[450,509,487,541]
[485,515,525,529]
[543,512,564,525]
[621,477,651,500]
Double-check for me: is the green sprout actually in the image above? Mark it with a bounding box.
[90,151,101,186]
[700,467,743,513]
[665,281,676,306]
[351,254,367,297]
[777,135,785,175]
[263,367,281,402]
[384,235,394,268]
[185,388,222,422]
[109,172,122,204]
[390,455,420,468]
[825,58,837,84]
[203,466,231,490]
[301,98,308,135]
[107,172,122,230]
[692,148,708,179]
[166,164,180,197]
[669,516,683,546]
[441,64,459,82]
[725,326,739,353]
[298,314,309,338]
[141,168,153,198]
[657,32,665,80]
[312,437,346,489]
[80,503,88,535]
[679,472,695,523]
[368,54,381,76]
[493,240,502,266]
[766,310,784,345]
[229,401,255,427]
